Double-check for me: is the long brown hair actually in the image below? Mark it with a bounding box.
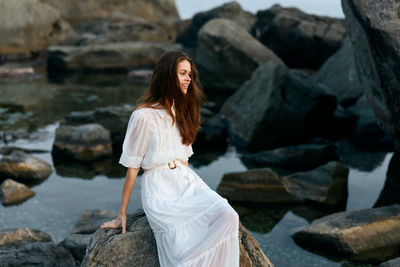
[135,50,205,145]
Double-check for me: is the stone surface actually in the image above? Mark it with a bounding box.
[379,257,400,267]
[72,209,117,234]
[82,209,274,266]
[0,0,74,54]
[195,18,283,91]
[0,179,35,205]
[47,42,182,73]
[217,168,300,204]
[0,150,52,183]
[220,61,337,150]
[0,241,75,266]
[252,4,347,69]
[293,204,400,263]
[176,2,255,48]
[342,0,400,152]
[242,143,338,172]
[281,162,349,206]
[0,228,53,247]
[52,123,112,161]
[60,233,92,261]
[312,38,363,107]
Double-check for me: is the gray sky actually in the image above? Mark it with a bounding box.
[176,0,344,19]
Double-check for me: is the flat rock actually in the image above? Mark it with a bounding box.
[72,209,117,234]
[0,179,35,205]
[220,61,337,150]
[0,228,53,247]
[217,168,300,204]
[293,204,400,263]
[0,150,52,184]
[52,123,112,161]
[281,161,349,205]
[195,18,284,91]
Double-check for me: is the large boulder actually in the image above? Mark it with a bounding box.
[220,60,337,150]
[252,4,347,70]
[52,123,112,161]
[242,143,338,172]
[293,204,400,263]
[39,0,180,27]
[195,18,284,91]
[47,42,182,73]
[0,228,53,247]
[0,179,35,205]
[281,161,349,206]
[379,257,400,267]
[0,0,74,54]
[342,0,400,152]
[176,2,255,48]
[0,150,52,184]
[374,153,400,208]
[312,38,363,107]
[217,168,300,204]
[82,209,273,266]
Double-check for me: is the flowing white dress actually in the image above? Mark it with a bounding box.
[118,106,240,267]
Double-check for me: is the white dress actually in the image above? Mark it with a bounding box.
[118,106,240,267]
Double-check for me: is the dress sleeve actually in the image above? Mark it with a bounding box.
[184,144,194,160]
[118,110,149,168]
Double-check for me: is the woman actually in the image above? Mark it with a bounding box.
[100,50,240,267]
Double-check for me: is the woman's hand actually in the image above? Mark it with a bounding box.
[100,213,127,234]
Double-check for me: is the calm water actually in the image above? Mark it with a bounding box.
[0,71,391,267]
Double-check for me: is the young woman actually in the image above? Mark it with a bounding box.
[100,50,240,267]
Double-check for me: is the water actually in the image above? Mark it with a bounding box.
[0,70,393,266]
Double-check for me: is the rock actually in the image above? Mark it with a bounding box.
[220,61,337,150]
[281,162,349,206]
[242,143,338,172]
[0,228,53,247]
[342,0,400,152]
[346,95,390,149]
[52,123,112,161]
[217,168,300,204]
[127,69,153,83]
[195,18,284,91]
[252,4,347,70]
[47,42,182,73]
[0,241,75,266]
[312,38,363,107]
[60,233,92,261]
[0,150,52,184]
[0,64,37,79]
[379,257,400,267]
[293,204,400,263]
[0,0,74,54]
[82,209,273,266]
[176,2,255,48]
[39,0,180,27]
[193,111,227,152]
[72,210,117,234]
[374,153,400,208]
[0,179,35,205]
[64,104,134,147]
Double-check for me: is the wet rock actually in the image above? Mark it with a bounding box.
[217,168,300,204]
[0,228,53,247]
[0,0,74,54]
[312,38,363,107]
[293,204,400,263]
[81,209,273,266]
[72,210,117,234]
[60,234,92,261]
[379,257,400,267]
[52,123,112,161]
[194,110,227,152]
[242,143,338,172]
[0,150,52,184]
[0,179,35,205]
[176,2,255,48]
[0,64,38,79]
[64,104,134,147]
[127,69,153,83]
[374,153,400,208]
[252,4,346,70]
[47,42,182,73]
[195,18,284,91]
[281,162,349,206]
[342,0,400,152]
[0,241,75,266]
[220,61,337,150]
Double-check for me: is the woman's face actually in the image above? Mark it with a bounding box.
[176,59,191,94]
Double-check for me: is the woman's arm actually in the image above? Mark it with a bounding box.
[100,167,140,234]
